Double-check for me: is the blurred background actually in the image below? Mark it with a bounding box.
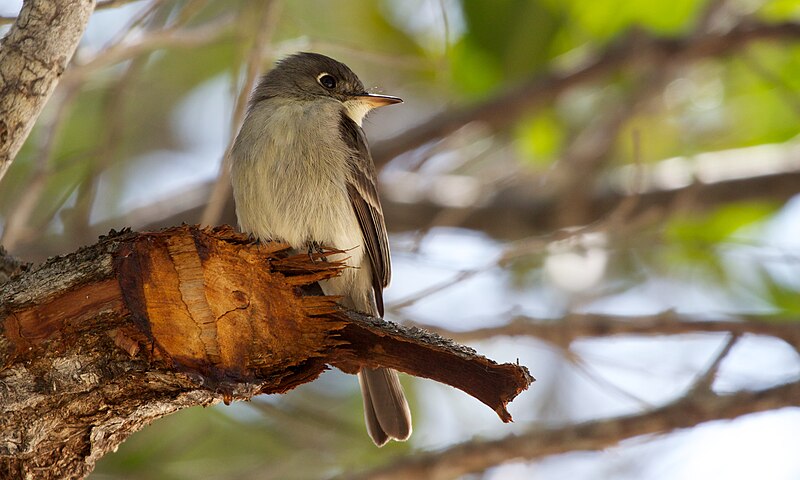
[2,0,800,478]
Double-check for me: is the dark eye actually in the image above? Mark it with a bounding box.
[317,73,337,89]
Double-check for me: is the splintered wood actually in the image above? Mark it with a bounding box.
[3,225,531,409]
[1,225,533,479]
[109,226,531,416]
[114,226,347,392]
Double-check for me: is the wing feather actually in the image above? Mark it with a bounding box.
[339,113,391,316]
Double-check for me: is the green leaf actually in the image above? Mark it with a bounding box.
[763,279,800,317]
[449,39,503,97]
[661,202,778,278]
[566,0,702,40]
[514,111,563,164]
[460,0,565,76]
[666,201,778,247]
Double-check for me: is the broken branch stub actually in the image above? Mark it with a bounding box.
[114,226,348,395]
[0,225,532,478]
[111,226,533,416]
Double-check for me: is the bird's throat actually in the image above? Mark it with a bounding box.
[342,99,372,127]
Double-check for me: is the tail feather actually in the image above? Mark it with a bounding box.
[359,375,390,447]
[358,368,412,446]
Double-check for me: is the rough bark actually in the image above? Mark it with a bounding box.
[0,225,532,480]
[0,0,95,181]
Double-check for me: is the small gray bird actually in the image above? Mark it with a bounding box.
[230,52,411,446]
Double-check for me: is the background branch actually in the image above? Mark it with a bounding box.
[200,0,281,226]
[410,312,800,350]
[0,0,139,25]
[0,0,95,181]
[347,379,800,480]
[371,20,800,166]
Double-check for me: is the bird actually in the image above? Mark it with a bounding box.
[229,52,411,446]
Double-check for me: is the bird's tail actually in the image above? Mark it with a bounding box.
[358,367,412,446]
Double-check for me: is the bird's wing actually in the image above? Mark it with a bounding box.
[339,112,391,316]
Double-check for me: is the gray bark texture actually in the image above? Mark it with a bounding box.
[0,0,95,181]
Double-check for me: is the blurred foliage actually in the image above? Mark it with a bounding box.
[2,0,800,478]
[515,110,564,163]
[665,202,777,262]
[4,0,800,234]
[565,0,703,37]
[660,201,778,281]
[95,378,414,479]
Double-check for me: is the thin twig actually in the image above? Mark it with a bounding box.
[407,312,800,351]
[387,269,483,311]
[0,86,79,250]
[687,333,740,395]
[64,4,179,237]
[389,204,658,313]
[343,379,800,480]
[65,14,236,82]
[285,40,426,70]
[569,354,654,409]
[693,0,731,36]
[438,0,452,58]
[97,0,148,9]
[100,0,162,48]
[371,20,800,166]
[739,52,800,118]
[553,68,669,227]
[200,0,281,226]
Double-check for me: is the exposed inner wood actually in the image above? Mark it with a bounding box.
[0,225,532,480]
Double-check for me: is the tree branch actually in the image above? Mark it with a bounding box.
[0,225,531,479]
[0,0,138,25]
[66,14,236,80]
[381,160,800,238]
[346,379,800,480]
[200,1,281,227]
[0,0,95,181]
[412,312,800,350]
[371,20,800,166]
[58,138,792,262]
[10,145,799,261]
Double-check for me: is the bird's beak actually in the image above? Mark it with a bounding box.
[356,93,403,109]
[344,93,402,126]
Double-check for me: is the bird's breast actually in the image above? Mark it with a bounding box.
[231,99,365,265]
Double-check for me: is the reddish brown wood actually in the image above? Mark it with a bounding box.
[0,225,532,479]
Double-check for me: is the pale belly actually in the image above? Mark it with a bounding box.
[234,150,364,260]
[230,99,376,313]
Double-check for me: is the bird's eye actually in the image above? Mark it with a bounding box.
[317,73,337,89]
